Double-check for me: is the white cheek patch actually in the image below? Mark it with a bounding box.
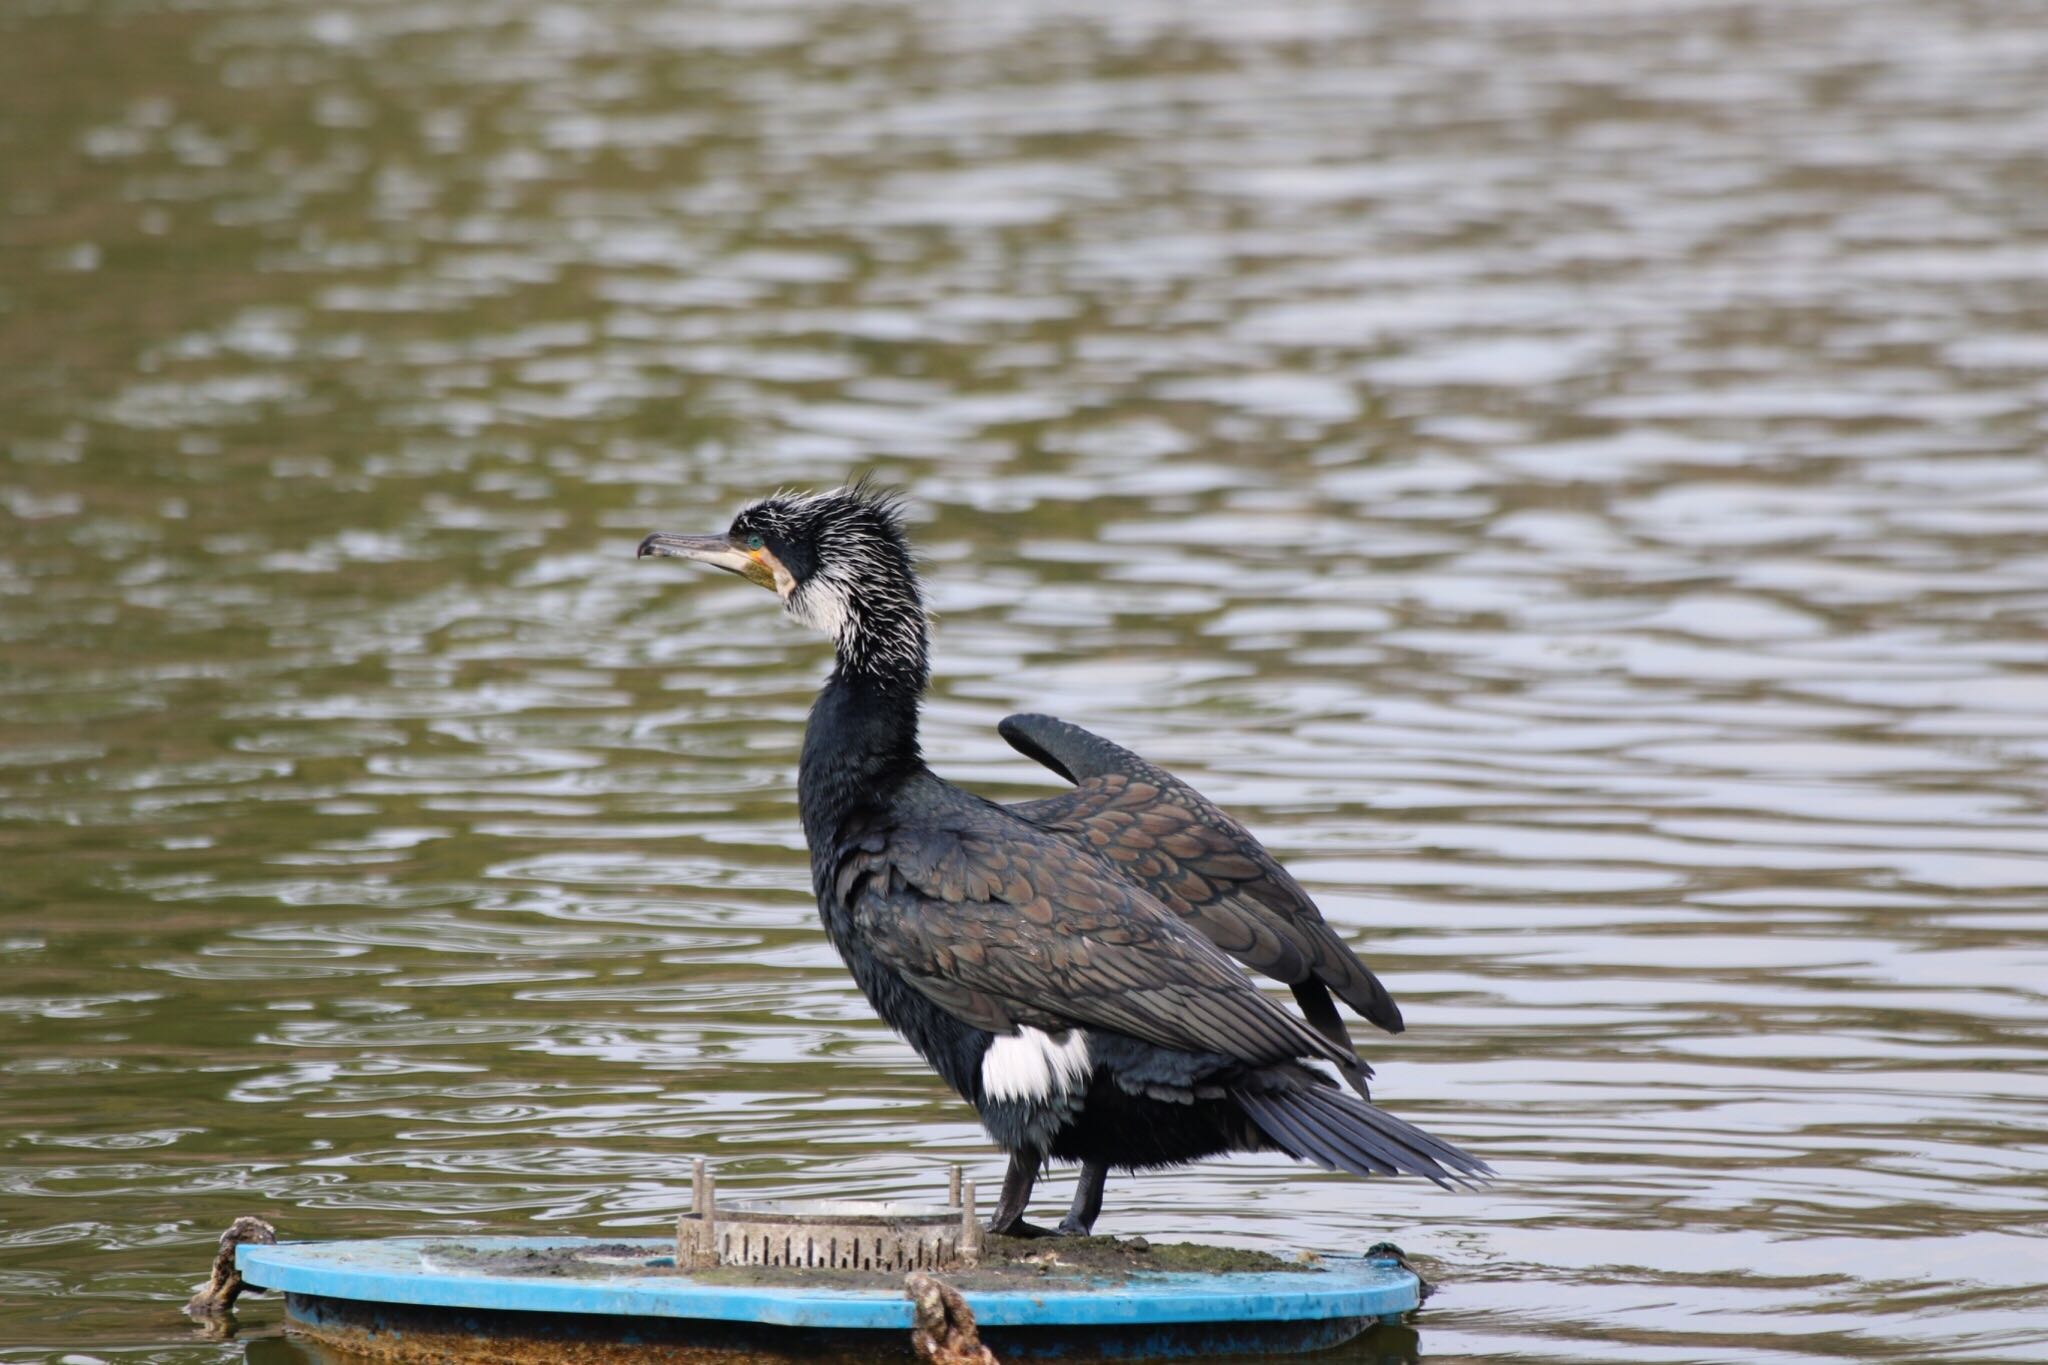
[787,574,854,644]
[981,1027,1092,1104]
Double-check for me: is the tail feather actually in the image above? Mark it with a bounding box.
[1238,1085,1491,1189]
[1305,1086,1489,1178]
[1237,1088,1343,1172]
[1282,1090,1403,1178]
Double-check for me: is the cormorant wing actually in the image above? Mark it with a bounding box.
[833,808,1360,1074]
[1000,713,1404,1037]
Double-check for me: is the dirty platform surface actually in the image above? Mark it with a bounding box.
[238,1234,1419,1329]
[236,1234,1419,1360]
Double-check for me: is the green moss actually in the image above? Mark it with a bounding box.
[427,1235,1315,1291]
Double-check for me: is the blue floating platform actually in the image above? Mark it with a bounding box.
[240,1235,1421,1362]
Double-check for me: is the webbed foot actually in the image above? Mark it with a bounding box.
[987,1217,1056,1239]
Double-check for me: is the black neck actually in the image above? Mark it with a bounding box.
[797,645,927,852]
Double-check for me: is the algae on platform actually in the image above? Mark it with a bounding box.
[425,1235,1315,1291]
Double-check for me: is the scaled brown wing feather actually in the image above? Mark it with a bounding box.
[1002,713,1404,1036]
[840,818,1358,1072]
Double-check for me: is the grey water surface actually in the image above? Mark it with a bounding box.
[3,0,2047,1360]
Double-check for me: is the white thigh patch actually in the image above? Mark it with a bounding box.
[981,1028,1092,1104]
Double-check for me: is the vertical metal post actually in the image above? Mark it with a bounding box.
[679,1159,719,1270]
[959,1179,982,1267]
[699,1167,719,1268]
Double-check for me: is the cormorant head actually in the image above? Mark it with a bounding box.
[639,479,928,684]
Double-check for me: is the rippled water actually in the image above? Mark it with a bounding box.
[5,0,2048,1360]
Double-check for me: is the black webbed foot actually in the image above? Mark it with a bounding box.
[988,1217,1057,1239]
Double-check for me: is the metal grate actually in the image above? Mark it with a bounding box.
[677,1161,983,1271]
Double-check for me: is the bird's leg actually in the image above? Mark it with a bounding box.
[1055,1160,1107,1236]
[988,1152,1054,1238]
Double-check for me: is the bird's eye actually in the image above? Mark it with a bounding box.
[745,533,765,551]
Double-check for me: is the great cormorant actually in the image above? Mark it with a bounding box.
[639,482,1488,1235]
[997,712,1410,1231]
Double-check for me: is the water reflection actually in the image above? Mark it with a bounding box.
[4,0,2048,1361]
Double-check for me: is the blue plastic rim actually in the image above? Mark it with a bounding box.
[237,1236,1421,1330]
